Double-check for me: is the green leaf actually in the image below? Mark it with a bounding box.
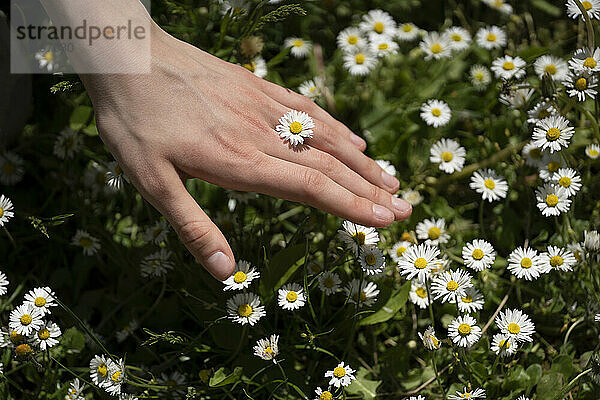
[69,105,93,130]
[502,365,529,392]
[551,354,574,378]
[526,364,543,389]
[60,327,86,352]
[359,281,410,326]
[209,367,243,387]
[345,367,381,400]
[259,243,306,299]
[536,372,563,399]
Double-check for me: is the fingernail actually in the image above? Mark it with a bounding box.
[350,134,366,148]
[392,197,412,217]
[206,252,234,281]
[372,204,394,222]
[381,170,399,190]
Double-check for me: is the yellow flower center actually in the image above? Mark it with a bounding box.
[446,280,459,291]
[264,346,273,356]
[550,255,564,267]
[472,249,484,260]
[10,331,24,344]
[484,178,496,189]
[98,364,108,377]
[323,277,334,288]
[44,51,53,61]
[396,246,407,256]
[309,86,317,92]
[20,314,32,325]
[458,323,472,335]
[233,271,247,284]
[583,1,593,10]
[574,250,583,262]
[15,343,32,356]
[589,149,599,157]
[401,232,412,241]
[558,177,571,187]
[38,328,50,340]
[353,291,368,302]
[429,335,440,348]
[365,254,377,266]
[474,71,484,81]
[414,257,428,269]
[3,162,15,174]
[486,33,497,42]
[451,33,462,42]
[428,227,441,240]
[0,208,3,218]
[348,35,358,45]
[286,291,298,302]
[354,231,366,245]
[111,370,122,382]
[79,237,92,248]
[374,22,384,34]
[441,151,453,162]
[238,304,253,317]
[494,0,504,5]
[35,296,47,307]
[584,57,597,68]
[403,24,413,32]
[499,339,510,349]
[355,53,365,64]
[576,77,588,91]
[333,366,346,378]
[462,294,473,303]
[290,121,303,134]
[544,64,557,75]
[378,43,389,50]
[320,391,333,400]
[538,109,551,119]
[546,127,561,141]
[430,43,442,54]
[548,161,560,172]
[243,61,256,73]
[431,108,442,118]
[415,287,428,298]
[503,61,515,70]
[293,39,304,47]
[520,257,532,268]
[546,194,559,207]
[507,322,521,334]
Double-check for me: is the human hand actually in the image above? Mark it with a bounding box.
[82,23,412,280]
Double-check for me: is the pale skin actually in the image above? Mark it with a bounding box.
[40,1,412,280]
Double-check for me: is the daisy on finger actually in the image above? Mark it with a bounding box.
[337,221,379,256]
[420,32,452,60]
[431,269,473,304]
[527,101,558,125]
[490,333,518,356]
[469,64,492,90]
[535,183,571,217]
[370,36,399,57]
[337,27,366,52]
[540,246,577,273]
[9,304,43,336]
[343,49,377,76]
[71,230,101,256]
[533,55,568,82]
[495,308,536,343]
[325,361,356,388]
[565,72,598,101]
[223,260,259,291]
[278,283,306,311]
[284,37,312,58]
[586,143,600,159]
[317,271,341,295]
[276,110,315,147]
[0,152,25,185]
[253,334,279,363]
[470,169,508,202]
[532,115,574,153]
[430,138,465,173]
[359,245,386,275]
[396,23,420,41]
[552,168,582,197]
[299,77,324,101]
[475,26,506,49]
[398,244,441,281]
[416,218,450,245]
[226,292,266,326]
[567,0,600,20]
[419,325,441,350]
[33,321,61,350]
[448,315,482,347]
[0,195,14,227]
[507,246,544,280]
[420,99,451,127]
[446,26,471,51]
[448,387,486,399]
[24,287,57,315]
[359,9,397,40]
[345,279,379,307]
[462,239,496,271]
[390,241,412,263]
[241,56,267,78]
[458,287,485,313]
[409,279,430,309]
[491,55,526,80]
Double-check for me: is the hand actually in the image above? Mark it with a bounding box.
[82,23,412,280]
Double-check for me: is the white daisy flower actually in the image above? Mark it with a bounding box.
[343,49,377,76]
[317,271,341,295]
[143,219,170,244]
[337,221,379,256]
[253,334,279,363]
[324,361,356,388]
[71,230,101,256]
[345,279,380,307]
[390,241,412,263]
[568,242,586,263]
[115,319,138,343]
[106,161,125,190]
[337,27,367,52]
[448,387,486,399]
[222,260,260,291]
[405,397,426,400]
[532,115,574,153]
[314,387,335,400]
[475,26,507,49]
[83,161,115,195]
[521,141,545,168]
[533,55,569,82]
[358,245,386,275]
[469,64,492,90]
[0,152,25,185]
[499,87,534,109]
[140,249,174,278]
[376,160,396,177]
[419,31,452,60]
[565,72,598,101]
[397,244,441,281]
[516,396,531,400]
[35,48,57,72]
[416,218,450,245]
[24,287,57,316]
[535,183,571,217]
[462,239,496,271]
[539,246,577,273]
[431,269,473,304]
[586,143,600,159]
[445,26,472,51]
[409,279,430,309]
[359,9,397,40]
[491,55,526,80]
[53,128,82,160]
[370,36,399,57]
[539,151,564,181]
[90,355,112,387]
[159,371,186,397]
[396,22,420,41]
[241,56,267,78]
[276,110,315,147]
[284,37,312,58]
[566,0,600,19]
[418,325,441,350]
[420,99,452,128]
[0,271,9,295]
[490,333,518,356]
[104,358,125,395]
[0,194,14,227]
[469,169,509,202]
[299,77,324,101]
[65,378,85,400]
[429,138,465,173]
[482,0,513,13]
[401,189,423,206]
[430,254,451,276]
[507,246,544,280]
[448,315,482,347]
[226,292,265,326]
[33,321,61,350]
[278,283,306,311]
[527,101,558,125]
[458,287,485,313]
[495,308,536,343]
[9,303,44,336]
[119,394,138,400]
[551,168,582,197]
[584,230,600,250]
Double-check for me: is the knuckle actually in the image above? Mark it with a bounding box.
[177,220,213,254]
[299,168,326,199]
[317,152,337,176]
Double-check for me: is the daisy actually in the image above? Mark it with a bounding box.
[345,279,380,307]
[521,141,545,168]
[390,241,412,263]
[115,319,138,343]
[568,242,586,263]
[551,168,582,197]
[284,37,312,58]
[358,245,386,275]
[0,271,8,295]
[104,358,125,395]
[90,355,112,387]
[402,189,423,206]
[420,99,451,128]
[0,152,25,185]
[317,271,341,295]
[535,183,571,217]
[429,138,465,173]
[419,326,441,350]
[253,334,279,363]
[0,194,14,227]
[491,55,526,80]
[490,333,518,356]
[314,387,335,400]
[397,244,441,281]
[416,218,450,245]
[527,101,558,125]
[539,151,564,181]
[359,9,397,40]
[343,49,377,76]
[458,287,485,313]
[226,292,265,326]
[445,26,472,51]
[140,249,174,278]
[448,387,486,399]
[419,31,452,60]
[470,169,508,202]
[370,36,399,57]
[396,22,420,41]
[586,144,600,159]
[409,279,430,309]
[507,246,544,280]
[53,128,81,159]
[499,87,534,109]
[539,246,577,273]
[448,315,482,347]
[83,161,114,195]
[241,56,267,78]
[159,371,186,397]
[495,308,536,343]
[222,260,260,291]
[532,115,574,153]
[376,159,396,176]
[337,221,379,256]
[475,26,506,49]
[35,48,57,72]
[33,321,61,350]
[431,269,473,304]
[9,304,44,336]
[430,255,451,276]
[337,27,367,52]
[565,72,598,101]
[143,219,170,244]
[106,161,125,189]
[276,110,315,147]
[71,230,101,256]
[462,239,496,271]
[278,283,306,311]
[324,361,356,388]
[24,287,57,315]
[469,64,492,90]
[584,230,600,250]
[567,0,600,19]
[65,378,84,400]
[533,55,569,82]
[482,0,513,13]
[299,77,324,100]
